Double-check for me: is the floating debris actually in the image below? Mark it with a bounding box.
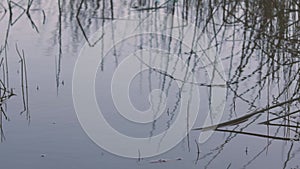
[150,157,183,164]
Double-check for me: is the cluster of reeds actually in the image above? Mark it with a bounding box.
[83,0,299,166]
[71,0,300,139]
[0,0,34,141]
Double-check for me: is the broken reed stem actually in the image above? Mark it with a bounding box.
[193,97,300,131]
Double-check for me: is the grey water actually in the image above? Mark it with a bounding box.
[0,0,300,169]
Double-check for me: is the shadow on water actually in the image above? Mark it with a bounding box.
[0,0,300,168]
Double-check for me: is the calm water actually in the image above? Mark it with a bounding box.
[0,0,300,169]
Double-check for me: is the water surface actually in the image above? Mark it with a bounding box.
[0,0,300,169]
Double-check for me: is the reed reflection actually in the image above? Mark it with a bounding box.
[0,0,299,168]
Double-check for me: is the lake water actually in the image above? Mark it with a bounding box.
[0,0,299,169]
